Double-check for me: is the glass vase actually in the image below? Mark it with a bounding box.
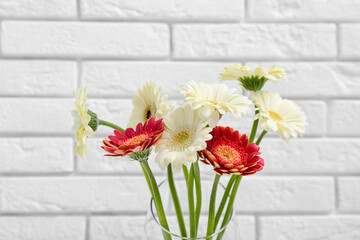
[144,176,240,240]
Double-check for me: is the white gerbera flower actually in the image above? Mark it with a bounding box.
[72,87,94,158]
[220,64,286,91]
[128,82,173,129]
[155,105,212,172]
[250,91,307,142]
[180,81,251,122]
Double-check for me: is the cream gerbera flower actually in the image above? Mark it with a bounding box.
[72,87,94,158]
[155,105,212,172]
[250,91,307,142]
[180,81,251,122]
[128,82,173,129]
[220,64,286,91]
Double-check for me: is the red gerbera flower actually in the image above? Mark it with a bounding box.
[198,126,264,176]
[102,117,164,157]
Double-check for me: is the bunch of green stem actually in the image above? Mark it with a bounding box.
[99,109,267,240]
[204,107,267,240]
[95,119,172,239]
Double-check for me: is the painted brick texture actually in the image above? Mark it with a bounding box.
[0,0,359,239]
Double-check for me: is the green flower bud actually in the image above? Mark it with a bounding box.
[239,75,268,91]
[87,109,100,132]
[129,148,152,162]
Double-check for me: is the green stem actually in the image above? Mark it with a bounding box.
[188,164,196,239]
[213,175,236,232]
[249,108,259,144]
[183,165,189,182]
[255,130,267,145]
[193,160,202,235]
[216,176,242,240]
[206,174,221,239]
[141,161,172,240]
[167,164,187,238]
[99,119,125,132]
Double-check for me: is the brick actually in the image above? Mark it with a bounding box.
[0,138,73,173]
[90,216,255,240]
[221,100,325,137]
[0,61,77,96]
[0,177,150,212]
[248,0,360,21]
[338,177,360,212]
[328,100,360,136]
[173,24,336,59]
[77,137,162,174]
[340,24,360,58]
[2,22,169,58]
[226,177,334,213]
[245,62,360,98]
[81,0,244,21]
[237,216,256,240]
[0,0,76,18]
[260,216,360,240]
[90,216,145,240]
[260,139,360,174]
[0,98,73,134]
[0,217,85,240]
[82,62,240,98]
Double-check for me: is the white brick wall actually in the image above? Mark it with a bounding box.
[0,0,359,239]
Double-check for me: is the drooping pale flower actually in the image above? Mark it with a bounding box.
[198,126,264,176]
[155,105,212,172]
[250,91,307,141]
[219,64,286,91]
[128,82,173,129]
[180,81,251,122]
[102,117,164,158]
[72,87,94,158]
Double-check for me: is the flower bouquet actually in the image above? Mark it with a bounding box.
[72,64,307,239]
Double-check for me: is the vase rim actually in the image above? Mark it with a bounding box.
[149,175,234,239]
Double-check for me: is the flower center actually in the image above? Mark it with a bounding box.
[143,106,154,121]
[268,110,283,122]
[168,130,194,151]
[213,144,246,166]
[124,134,148,145]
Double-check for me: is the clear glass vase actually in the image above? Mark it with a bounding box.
[144,176,240,240]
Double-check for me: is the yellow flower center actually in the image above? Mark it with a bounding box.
[213,144,247,166]
[268,110,283,122]
[124,134,148,145]
[215,145,241,162]
[168,130,194,151]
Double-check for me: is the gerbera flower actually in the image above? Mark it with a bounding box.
[180,81,251,121]
[72,87,94,158]
[102,117,164,158]
[198,126,264,176]
[155,105,212,172]
[219,64,286,91]
[128,82,173,129]
[250,91,307,141]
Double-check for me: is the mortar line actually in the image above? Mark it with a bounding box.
[255,214,260,240]
[336,23,341,60]
[85,215,90,240]
[0,56,359,62]
[335,177,340,211]
[169,23,174,61]
[243,0,249,23]
[77,0,82,20]
[0,173,359,178]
